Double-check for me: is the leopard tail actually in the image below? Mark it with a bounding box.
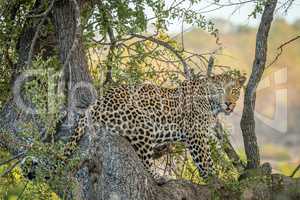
[61,115,88,160]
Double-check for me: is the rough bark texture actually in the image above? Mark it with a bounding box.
[74,129,212,200]
[0,1,46,151]
[240,0,278,169]
[71,129,300,200]
[0,0,92,146]
[52,0,94,110]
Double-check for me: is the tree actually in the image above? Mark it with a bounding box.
[240,0,277,169]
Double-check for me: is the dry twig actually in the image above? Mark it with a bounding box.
[267,35,300,67]
[291,163,300,178]
[0,152,25,167]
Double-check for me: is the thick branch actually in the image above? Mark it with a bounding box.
[71,128,300,200]
[52,0,93,109]
[240,0,278,169]
[0,0,49,153]
[98,2,116,85]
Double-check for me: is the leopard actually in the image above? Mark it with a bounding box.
[58,70,247,183]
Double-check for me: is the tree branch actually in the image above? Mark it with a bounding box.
[27,0,55,67]
[214,120,245,172]
[27,0,55,18]
[98,2,116,85]
[207,55,214,76]
[267,35,300,67]
[0,152,25,167]
[291,163,300,178]
[72,128,300,200]
[0,159,21,177]
[63,0,81,73]
[130,33,192,80]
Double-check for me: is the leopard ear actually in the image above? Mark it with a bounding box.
[238,75,247,85]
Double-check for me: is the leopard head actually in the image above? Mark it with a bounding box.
[209,70,247,115]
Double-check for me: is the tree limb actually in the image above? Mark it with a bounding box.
[97,2,116,85]
[130,33,192,80]
[71,128,300,200]
[27,0,55,67]
[0,159,21,177]
[26,0,55,18]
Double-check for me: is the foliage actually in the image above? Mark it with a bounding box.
[153,129,240,185]
[23,56,64,141]
[0,149,60,200]
[0,57,82,198]
[249,0,269,18]
[0,0,37,107]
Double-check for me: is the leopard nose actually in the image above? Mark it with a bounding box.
[225,102,231,106]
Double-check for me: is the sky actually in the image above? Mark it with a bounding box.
[153,0,300,33]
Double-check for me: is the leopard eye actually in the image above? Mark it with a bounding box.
[217,88,224,94]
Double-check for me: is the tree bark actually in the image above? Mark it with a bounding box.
[240,0,278,169]
[52,0,94,110]
[72,128,300,200]
[0,0,48,151]
[73,129,213,200]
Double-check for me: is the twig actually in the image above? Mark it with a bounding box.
[26,0,55,67]
[207,55,215,76]
[0,159,21,177]
[27,0,55,18]
[17,181,29,200]
[98,2,116,85]
[130,33,192,80]
[267,35,300,68]
[0,152,25,166]
[26,15,47,67]
[290,163,300,177]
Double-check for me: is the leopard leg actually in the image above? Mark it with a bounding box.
[133,138,168,184]
[187,132,215,180]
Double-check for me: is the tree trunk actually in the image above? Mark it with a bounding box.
[0,0,47,151]
[240,0,277,169]
[52,0,94,111]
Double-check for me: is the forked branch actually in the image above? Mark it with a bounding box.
[130,33,192,79]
